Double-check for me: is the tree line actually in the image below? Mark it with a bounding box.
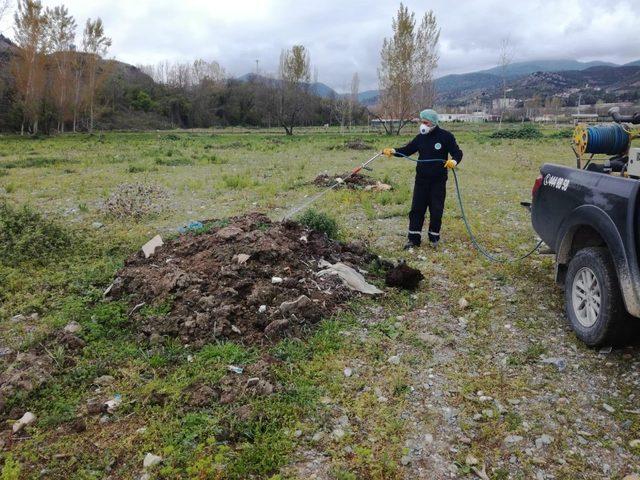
[2,0,111,134]
[0,1,439,135]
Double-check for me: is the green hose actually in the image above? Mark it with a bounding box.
[395,152,543,263]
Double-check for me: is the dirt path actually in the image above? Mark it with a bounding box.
[286,252,640,479]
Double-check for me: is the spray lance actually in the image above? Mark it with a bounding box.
[283,150,542,264]
[283,152,382,220]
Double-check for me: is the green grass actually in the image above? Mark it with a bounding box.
[0,124,631,478]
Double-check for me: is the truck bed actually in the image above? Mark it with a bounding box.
[531,163,640,316]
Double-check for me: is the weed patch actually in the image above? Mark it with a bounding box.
[0,200,73,266]
[102,182,169,219]
[489,124,543,139]
[297,208,339,239]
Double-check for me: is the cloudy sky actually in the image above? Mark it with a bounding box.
[1,0,638,91]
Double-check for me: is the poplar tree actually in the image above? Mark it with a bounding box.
[377,3,440,135]
[12,0,49,135]
[276,44,311,135]
[82,18,111,132]
[46,5,76,132]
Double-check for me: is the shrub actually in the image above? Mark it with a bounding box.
[222,174,256,189]
[547,128,573,139]
[1,454,21,480]
[0,200,72,266]
[297,209,339,239]
[489,124,543,139]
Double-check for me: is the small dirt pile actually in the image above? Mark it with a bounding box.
[385,263,424,290]
[344,139,373,150]
[313,172,378,189]
[103,183,169,219]
[108,213,379,346]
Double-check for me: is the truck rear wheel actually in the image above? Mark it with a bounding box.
[564,247,626,346]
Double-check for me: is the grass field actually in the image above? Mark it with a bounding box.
[0,124,638,479]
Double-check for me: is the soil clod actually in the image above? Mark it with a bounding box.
[385,263,424,290]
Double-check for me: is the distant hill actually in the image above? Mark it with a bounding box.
[479,59,617,77]
[363,58,638,106]
[358,90,380,106]
[507,65,640,100]
[237,72,338,98]
[625,59,640,67]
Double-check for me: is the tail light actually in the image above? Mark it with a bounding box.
[532,174,543,197]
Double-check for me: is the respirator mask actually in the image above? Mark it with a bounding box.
[419,123,433,135]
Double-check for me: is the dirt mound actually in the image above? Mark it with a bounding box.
[344,139,373,150]
[385,263,424,290]
[108,213,379,347]
[327,139,374,151]
[313,172,377,189]
[103,183,169,219]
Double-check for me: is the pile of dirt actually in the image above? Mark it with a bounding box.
[385,263,425,290]
[344,139,373,150]
[313,172,378,189]
[107,213,380,347]
[103,183,169,219]
[327,139,374,151]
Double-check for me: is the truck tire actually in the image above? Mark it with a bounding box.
[564,247,626,346]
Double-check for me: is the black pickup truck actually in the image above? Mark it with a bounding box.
[531,114,640,346]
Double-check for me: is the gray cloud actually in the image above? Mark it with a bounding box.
[1,0,638,91]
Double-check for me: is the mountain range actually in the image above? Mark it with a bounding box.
[239,59,640,106]
[356,59,640,106]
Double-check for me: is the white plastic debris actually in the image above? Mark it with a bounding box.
[231,325,242,334]
[141,235,164,258]
[258,305,267,314]
[364,181,392,192]
[103,283,114,297]
[343,367,353,377]
[271,276,283,284]
[317,261,383,295]
[458,297,469,309]
[12,411,36,433]
[187,355,194,363]
[246,377,260,387]
[143,453,163,469]
[299,235,308,243]
[104,394,122,414]
[227,365,243,374]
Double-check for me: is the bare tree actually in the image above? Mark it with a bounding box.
[349,72,359,128]
[497,36,513,128]
[377,4,440,135]
[82,17,111,132]
[46,5,76,132]
[414,10,439,108]
[12,0,49,135]
[191,59,226,85]
[275,44,311,135]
